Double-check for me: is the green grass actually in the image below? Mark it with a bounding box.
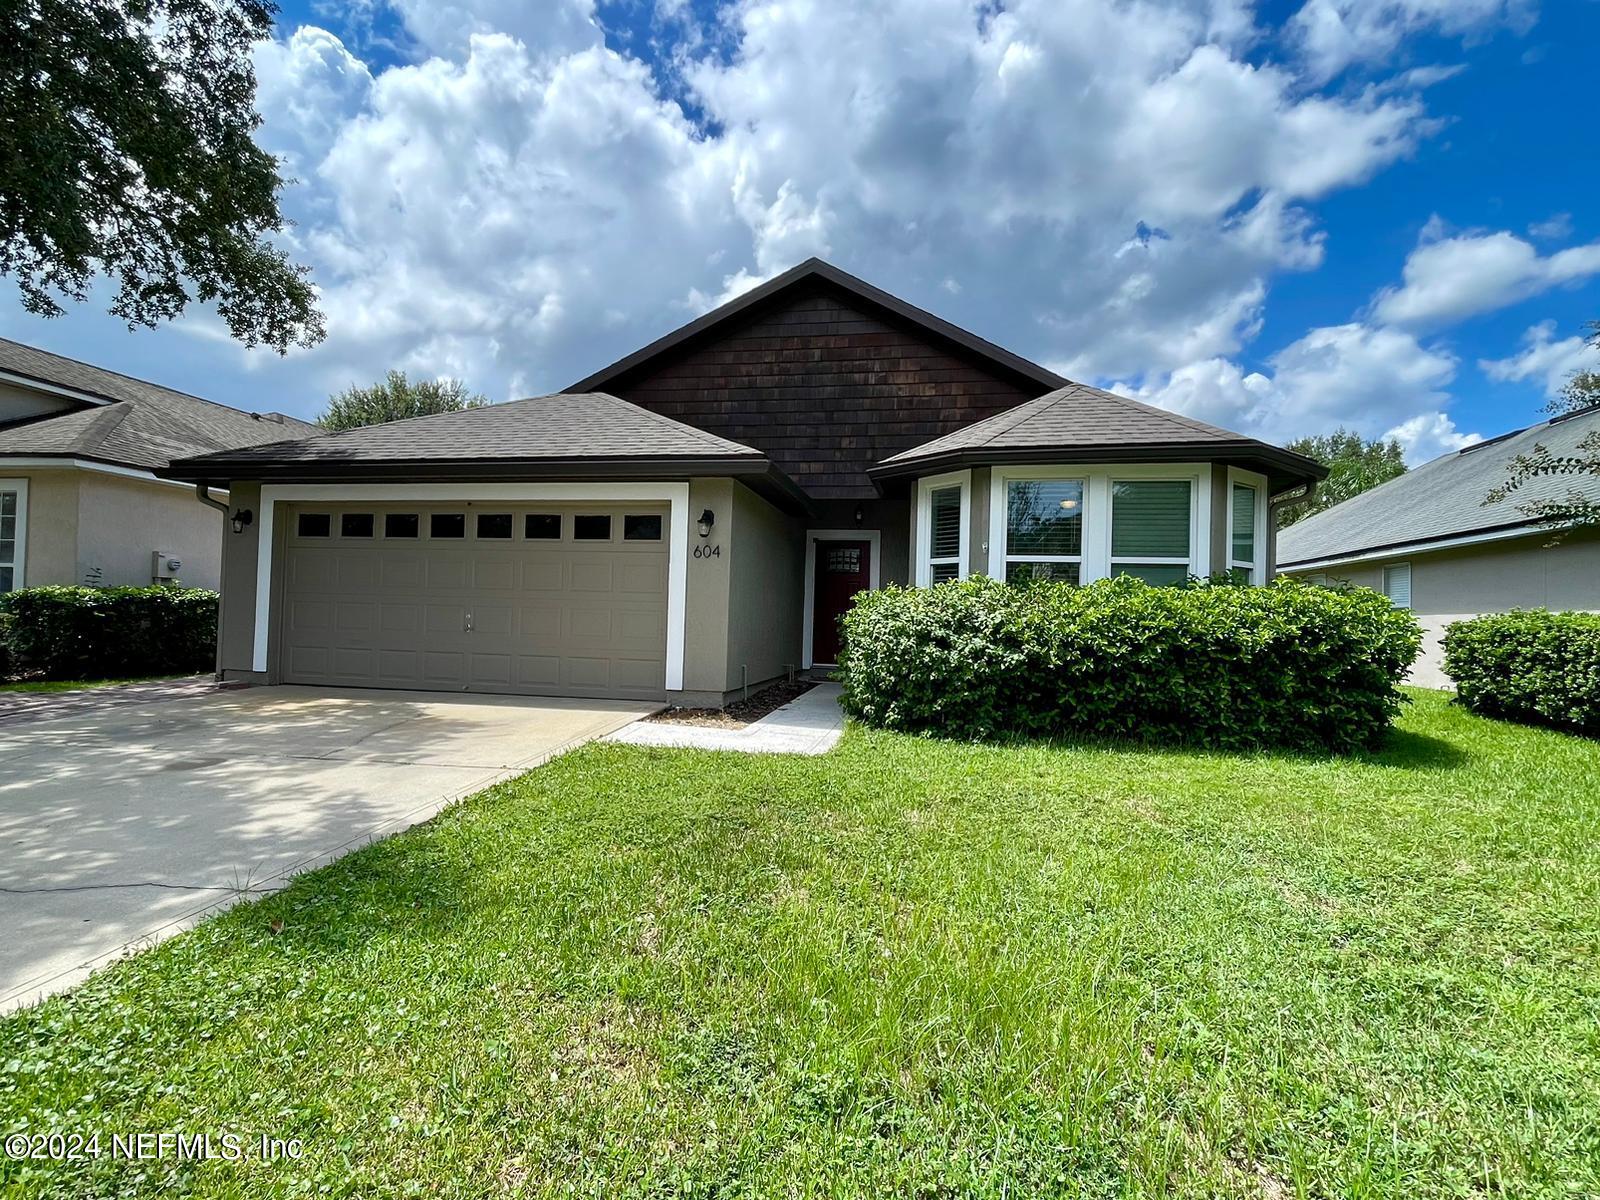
[2,690,1597,1198]
[0,675,185,694]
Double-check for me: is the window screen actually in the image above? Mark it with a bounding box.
[1111,481,1190,557]
[1383,563,1412,609]
[1231,484,1257,565]
[929,487,961,559]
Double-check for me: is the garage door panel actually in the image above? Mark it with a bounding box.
[282,503,668,698]
[473,559,516,590]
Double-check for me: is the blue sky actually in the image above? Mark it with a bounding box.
[3,0,1597,464]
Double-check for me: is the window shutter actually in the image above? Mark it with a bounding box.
[1383,563,1412,608]
[930,486,962,559]
[1231,484,1256,564]
[1111,481,1191,558]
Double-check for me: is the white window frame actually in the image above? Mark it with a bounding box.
[989,464,1212,583]
[0,477,27,593]
[1382,562,1412,609]
[913,470,971,586]
[989,466,1089,584]
[1226,466,1269,584]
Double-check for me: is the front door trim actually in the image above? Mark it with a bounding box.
[256,483,690,690]
[802,527,880,669]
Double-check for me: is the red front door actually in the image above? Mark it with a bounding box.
[812,539,871,664]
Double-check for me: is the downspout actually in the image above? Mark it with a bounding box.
[1266,481,1317,580]
[194,483,230,680]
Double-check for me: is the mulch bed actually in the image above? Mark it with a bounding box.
[645,679,817,729]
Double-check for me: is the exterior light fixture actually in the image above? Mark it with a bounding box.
[853,504,864,526]
[230,508,254,534]
[697,508,715,538]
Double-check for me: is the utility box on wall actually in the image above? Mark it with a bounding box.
[151,550,183,585]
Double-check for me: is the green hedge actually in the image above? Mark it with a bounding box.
[1442,610,1600,735]
[0,586,217,681]
[837,576,1421,753]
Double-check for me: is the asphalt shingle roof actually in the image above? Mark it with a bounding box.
[0,337,321,470]
[878,382,1250,464]
[167,391,765,472]
[1277,404,1600,566]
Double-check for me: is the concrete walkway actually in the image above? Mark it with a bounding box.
[0,687,655,1012]
[605,682,846,755]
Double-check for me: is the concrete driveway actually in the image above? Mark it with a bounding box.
[0,687,656,1012]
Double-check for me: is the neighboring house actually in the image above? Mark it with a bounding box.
[163,259,1324,706]
[1278,404,1600,687]
[0,339,320,593]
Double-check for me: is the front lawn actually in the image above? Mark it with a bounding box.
[3,691,1597,1197]
[0,675,187,694]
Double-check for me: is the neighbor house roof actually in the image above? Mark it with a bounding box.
[870,382,1325,491]
[0,337,320,471]
[1277,404,1600,568]
[161,391,812,511]
[567,257,1068,397]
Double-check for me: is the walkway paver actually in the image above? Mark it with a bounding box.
[605,682,845,755]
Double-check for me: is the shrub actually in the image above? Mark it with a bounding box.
[1442,610,1600,735]
[837,575,1421,753]
[0,585,217,681]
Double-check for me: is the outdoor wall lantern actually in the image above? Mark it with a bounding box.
[853,504,864,526]
[230,508,254,534]
[697,508,715,538]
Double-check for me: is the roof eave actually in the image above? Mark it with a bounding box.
[869,441,1328,489]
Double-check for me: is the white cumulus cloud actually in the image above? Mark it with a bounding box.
[1372,227,1600,330]
[1480,320,1598,399]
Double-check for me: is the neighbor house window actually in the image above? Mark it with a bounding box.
[1003,478,1083,585]
[1382,563,1412,609]
[340,513,374,538]
[916,471,969,585]
[476,513,513,539]
[1110,479,1192,585]
[574,514,612,540]
[296,512,331,538]
[1229,482,1257,579]
[430,513,466,539]
[0,481,26,593]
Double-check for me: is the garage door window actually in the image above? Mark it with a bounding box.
[341,513,374,538]
[430,513,465,539]
[624,514,662,541]
[526,514,560,539]
[477,513,513,539]
[297,513,331,538]
[385,514,419,538]
[575,514,612,540]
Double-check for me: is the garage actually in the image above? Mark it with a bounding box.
[279,501,670,698]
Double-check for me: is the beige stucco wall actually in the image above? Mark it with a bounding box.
[11,469,79,586]
[217,482,261,677]
[0,383,77,423]
[74,472,223,589]
[681,477,734,697]
[725,480,804,692]
[1285,528,1600,688]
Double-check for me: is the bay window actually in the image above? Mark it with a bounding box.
[1109,479,1193,585]
[0,480,25,593]
[1230,480,1258,581]
[1002,478,1083,584]
[916,470,970,585]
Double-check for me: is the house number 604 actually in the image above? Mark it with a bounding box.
[693,544,722,559]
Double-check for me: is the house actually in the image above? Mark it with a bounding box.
[0,338,320,593]
[161,259,1324,706]
[1277,404,1600,687]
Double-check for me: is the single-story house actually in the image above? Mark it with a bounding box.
[0,337,320,593]
[163,259,1324,706]
[1278,404,1600,687]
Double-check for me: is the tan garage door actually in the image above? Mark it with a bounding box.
[279,503,669,699]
